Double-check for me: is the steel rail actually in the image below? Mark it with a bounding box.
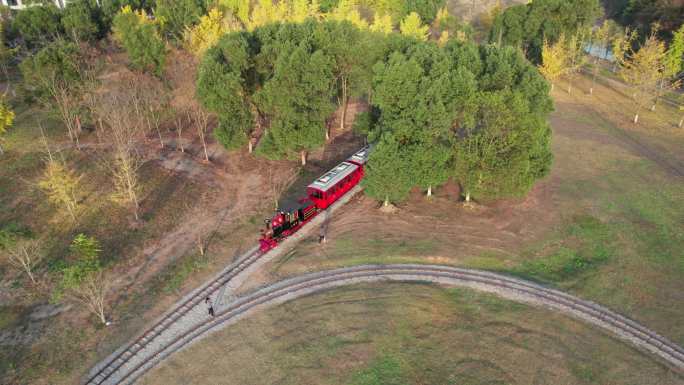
[112,265,684,385]
[84,247,264,385]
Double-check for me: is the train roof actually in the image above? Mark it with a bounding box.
[347,145,371,165]
[307,161,359,193]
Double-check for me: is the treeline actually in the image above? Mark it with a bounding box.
[489,0,602,63]
[198,21,554,204]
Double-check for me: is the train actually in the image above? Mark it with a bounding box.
[258,146,371,252]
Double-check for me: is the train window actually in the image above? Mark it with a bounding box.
[311,190,322,199]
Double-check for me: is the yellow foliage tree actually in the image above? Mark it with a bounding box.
[538,35,568,91]
[184,8,240,57]
[370,12,393,34]
[328,0,368,30]
[0,97,14,155]
[38,156,82,221]
[437,30,449,46]
[618,29,667,124]
[399,12,428,41]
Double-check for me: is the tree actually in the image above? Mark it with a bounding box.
[564,31,587,93]
[327,0,368,30]
[653,24,684,112]
[61,0,103,42]
[190,102,211,161]
[58,234,110,325]
[0,97,14,155]
[489,0,601,63]
[197,32,254,150]
[12,3,63,47]
[370,12,393,34]
[0,24,17,95]
[399,12,428,41]
[38,155,82,221]
[155,0,206,40]
[95,90,144,220]
[256,44,335,165]
[454,91,552,201]
[618,28,667,124]
[588,20,617,95]
[2,239,43,285]
[538,36,568,91]
[20,40,86,146]
[219,0,251,25]
[362,133,412,206]
[112,6,167,76]
[184,8,240,57]
[249,0,288,30]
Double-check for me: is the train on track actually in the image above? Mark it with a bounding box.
[258,146,371,252]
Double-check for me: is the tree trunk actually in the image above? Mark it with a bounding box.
[0,143,3,155]
[201,137,209,162]
[383,195,389,207]
[178,126,184,153]
[550,83,554,92]
[300,150,307,166]
[248,139,253,153]
[678,115,683,128]
[340,76,348,132]
[464,191,471,202]
[633,113,639,124]
[427,185,432,197]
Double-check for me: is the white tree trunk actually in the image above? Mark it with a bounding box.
[427,185,432,197]
[633,113,639,124]
[383,196,389,207]
[550,83,554,92]
[465,191,471,202]
[248,139,253,153]
[589,87,593,95]
[679,116,683,128]
[300,150,307,166]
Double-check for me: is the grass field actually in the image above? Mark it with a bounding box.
[141,283,683,385]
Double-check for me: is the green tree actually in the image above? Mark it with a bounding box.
[489,0,601,63]
[564,31,587,93]
[362,133,413,206]
[454,90,552,201]
[256,43,335,165]
[197,32,255,150]
[58,234,110,325]
[399,11,428,41]
[113,6,167,76]
[100,0,155,30]
[12,3,63,47]
[219,0,251,25]
[327,0,368,30]
[61,0,104,42]
[155,0,207,40]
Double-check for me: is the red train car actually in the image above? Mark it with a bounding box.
[259,146,371,252]
[306,146,371,209]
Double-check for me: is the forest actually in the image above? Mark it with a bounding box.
[0,0,682,382]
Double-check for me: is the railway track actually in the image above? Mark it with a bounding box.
[84,245,264,385]
[94,264,684,385]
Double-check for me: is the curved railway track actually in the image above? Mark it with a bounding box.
[89,264,684,385]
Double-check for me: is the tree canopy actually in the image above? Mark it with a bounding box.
[489,0,601,63]
[197,20,554,202]
[112,6,167,76]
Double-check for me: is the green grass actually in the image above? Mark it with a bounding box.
[513,215,614,283]
[351,354,405,385]
[152,253,210,294]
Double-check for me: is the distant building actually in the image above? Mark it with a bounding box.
[1,0,68,11]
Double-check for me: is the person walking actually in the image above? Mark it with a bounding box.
[205,297,215,317]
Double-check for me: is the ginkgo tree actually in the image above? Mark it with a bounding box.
[399,11,428,41]
[0,97,14,155]
[538,36,568,91]
[618,27,667,124]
